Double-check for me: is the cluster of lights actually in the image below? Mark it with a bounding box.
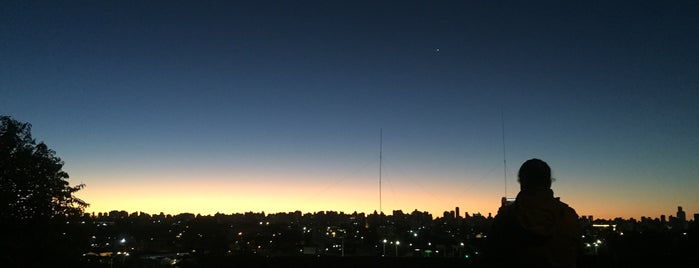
[584,239,602,247]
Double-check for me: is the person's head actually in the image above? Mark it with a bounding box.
[518,158,552,190]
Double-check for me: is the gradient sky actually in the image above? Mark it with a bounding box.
[2,1,698,219]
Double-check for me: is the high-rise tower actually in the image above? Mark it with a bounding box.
[677,206,686,222]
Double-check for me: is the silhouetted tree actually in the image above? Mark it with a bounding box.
[0,115,88,220]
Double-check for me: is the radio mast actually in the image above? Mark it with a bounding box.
[502,112,507,199]
[379,128,383,215]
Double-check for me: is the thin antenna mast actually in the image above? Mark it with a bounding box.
[379,128,383,215]
[501,111,507,198]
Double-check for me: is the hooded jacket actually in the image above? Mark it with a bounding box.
[487,188,581,268]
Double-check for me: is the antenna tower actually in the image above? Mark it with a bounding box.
[501,111,508,198]
[379,128,383,214]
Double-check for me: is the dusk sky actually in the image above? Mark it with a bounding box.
[2,1,697,219]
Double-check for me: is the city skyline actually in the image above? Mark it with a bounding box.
[2,1,698,219]
[85,205,697,223]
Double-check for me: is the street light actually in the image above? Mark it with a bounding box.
[395,241,400,257]
[382,239,387,256]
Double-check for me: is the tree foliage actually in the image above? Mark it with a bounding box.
[0,115,88,220]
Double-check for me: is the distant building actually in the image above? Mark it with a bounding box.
[455,207,460,219]
[677,206,686,222]
[580,215,593,227]
[677,206,688,230]
[500,197,515,207]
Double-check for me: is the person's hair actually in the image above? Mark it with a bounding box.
[518,158,552,190]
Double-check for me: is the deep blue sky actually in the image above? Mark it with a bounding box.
[2,1,698,218]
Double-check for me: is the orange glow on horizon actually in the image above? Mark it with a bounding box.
[76,171,697,220]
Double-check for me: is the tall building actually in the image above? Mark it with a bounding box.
[677,206,686,222]
[455,207,460,219]
[501,197,515,207]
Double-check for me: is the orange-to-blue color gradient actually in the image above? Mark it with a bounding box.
[1,1,697,220]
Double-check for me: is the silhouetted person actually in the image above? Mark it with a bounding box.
[487,159,580,268]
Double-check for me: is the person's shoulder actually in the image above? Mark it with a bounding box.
[556,199,572,208]
[493,203,519,225]
[555,198,578,216]
[554,199,581,237]
[496,202,517,216]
